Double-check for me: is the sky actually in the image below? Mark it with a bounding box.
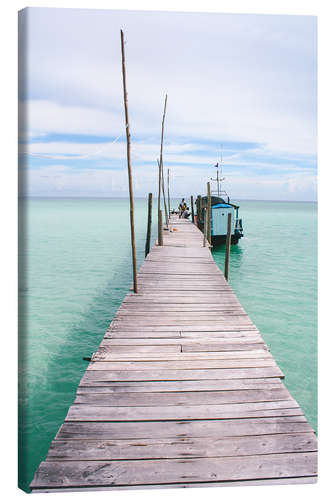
[18,7,317,201]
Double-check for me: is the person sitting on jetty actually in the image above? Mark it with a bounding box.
[178,198,185,218]
[182,206,191,219]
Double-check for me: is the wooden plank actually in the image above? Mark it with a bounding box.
[97,345,181,354]
[119,302,244,315]
[66,400,302,421]
[46,433,317,461]
[106,331,183,339]
[182,343,267,352]
[109,325,259,332]
[56,417,311,440]
[119,302,244,307]
[112,317,255,324]
[123,296,241,303]
[92,350,273,361]
[30,452,317,489]
[106,331,258,339]
[77,378,283,392]
[100,337,264,346]
[87,359,277,371]
[73,388,292,406]
[81,367,284,380]
[29,476,318,492]
[110,321,256,327]
[116,311,247,317]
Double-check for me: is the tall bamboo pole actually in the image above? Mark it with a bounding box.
[167,168,170,216]
[203,208,208,247]
[120,30,137,293]
[157,159,163,246]
[160,159,168,227]
[197,195,202,227]
[158,209,163,246]
[207,182,212,247]
[145,193,152,257]
[158,95,168,234]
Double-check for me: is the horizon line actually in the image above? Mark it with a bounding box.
[20,195,318,203]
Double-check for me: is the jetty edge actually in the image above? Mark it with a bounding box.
[30,215,317,492]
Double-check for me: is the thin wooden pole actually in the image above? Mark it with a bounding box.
[157,158,162,241]
[158,95,168,220]
[190,195,194,223]
[207,182,212,247]
[145,192,152,257]
[224,212,232,281]
[158,209,163,246]
[203,208,208,247]
[120,29,137,293]
[197,195,202,227]
[167,168,170,216]
[160,159,169,227]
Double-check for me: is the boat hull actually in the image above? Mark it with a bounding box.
[212,233,243,246]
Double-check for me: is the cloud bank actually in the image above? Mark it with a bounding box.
[19,8,317,201]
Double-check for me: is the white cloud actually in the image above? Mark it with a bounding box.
[23,100,123,138]
[20,8,317,200]
[24,162,316,202]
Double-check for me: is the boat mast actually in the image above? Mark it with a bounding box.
[211,144,224,197]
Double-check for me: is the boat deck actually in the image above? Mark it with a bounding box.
[30,216,317,492]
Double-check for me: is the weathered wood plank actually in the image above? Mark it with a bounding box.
[105,331,258,339]
[30,452,317,489]
[87,359,277,371]
[112,318,254,325]
[96,345,182,354]
[66,400,302,421]
[56,416,311,440]
[109,325,259,332]
[123,296,240,304]
[101,337,264,346]
[92,350,273,361]
[29,476,318,492]
[46,433,317,461]
[117,308,248,321]
[73,388,292,406]
[182,343,267,352]
[78,376,282,392]
[82,367,284,380]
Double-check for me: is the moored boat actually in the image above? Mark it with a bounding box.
[196,162,244,245]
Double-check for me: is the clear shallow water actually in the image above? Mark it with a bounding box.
[213,201,317,432]
[18,198,317,492]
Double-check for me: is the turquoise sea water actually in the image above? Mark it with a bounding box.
[18,198,317,492]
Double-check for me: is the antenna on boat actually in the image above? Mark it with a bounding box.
[220,143,223,178]
[211,144,225,197]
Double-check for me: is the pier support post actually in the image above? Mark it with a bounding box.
[120,30,137,293]
[161,160,169,227]
[207,182,212,247]
[158,95,168,228]
[197,195,202,227]
[203,208,208,247]
[224,212,232,280]
[158,209,163,246]
[145,193,152,257]
[167,169,171,216]
[190,195,194,223]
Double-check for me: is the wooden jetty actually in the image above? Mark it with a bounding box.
[30,216,317,492]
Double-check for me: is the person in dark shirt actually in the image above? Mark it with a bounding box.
[178,198,185,218]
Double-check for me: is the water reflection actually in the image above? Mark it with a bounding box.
[212,242,244,272]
